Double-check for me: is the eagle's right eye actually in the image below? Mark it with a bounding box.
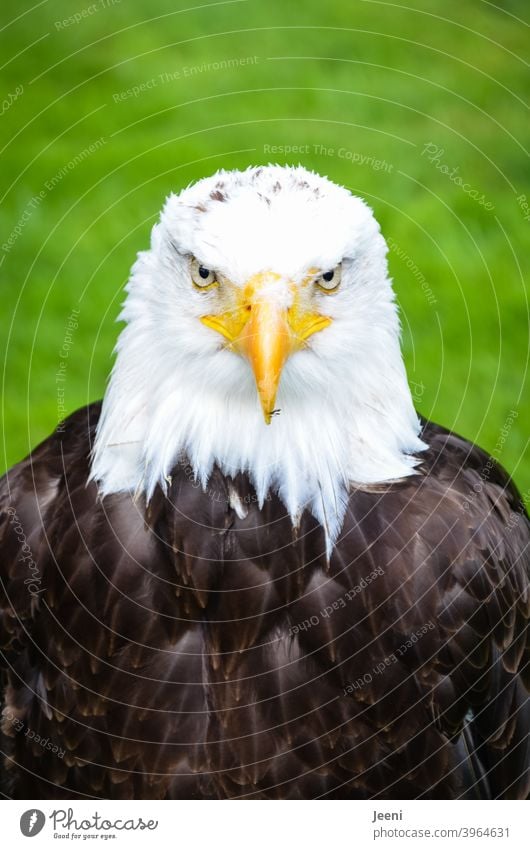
[190,257,218,289]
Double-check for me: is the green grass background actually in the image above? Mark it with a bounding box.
[1,0,528,492]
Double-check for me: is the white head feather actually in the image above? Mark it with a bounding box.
[90,165,427,553]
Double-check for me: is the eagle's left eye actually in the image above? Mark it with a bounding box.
[190,257,218,289]
[316,264,342,292]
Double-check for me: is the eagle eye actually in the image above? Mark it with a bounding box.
[190,257,218,289]
[316,264,342,292]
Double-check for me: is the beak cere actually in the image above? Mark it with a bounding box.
[200,272,332,424]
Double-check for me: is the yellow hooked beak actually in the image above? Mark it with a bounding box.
[200,272,332,424]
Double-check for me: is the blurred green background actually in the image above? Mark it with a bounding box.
[1,0,528,491]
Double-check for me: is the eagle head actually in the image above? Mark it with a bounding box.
[91,165,426,548]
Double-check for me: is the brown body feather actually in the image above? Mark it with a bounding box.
[1,403,529,799]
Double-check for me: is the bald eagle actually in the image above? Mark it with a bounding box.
[1,165,529,800]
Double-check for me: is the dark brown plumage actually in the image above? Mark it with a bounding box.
[1,403,529,799]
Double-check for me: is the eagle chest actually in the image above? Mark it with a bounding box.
[21,467,443,798]
[127,473,437,797]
